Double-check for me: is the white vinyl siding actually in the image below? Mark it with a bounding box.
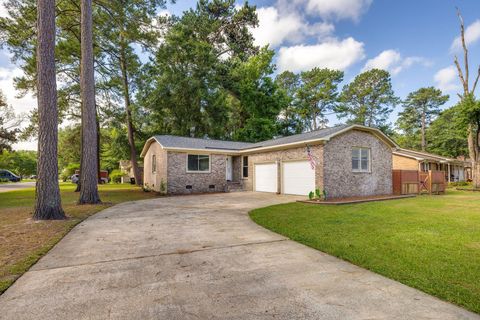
[352,147,370,172]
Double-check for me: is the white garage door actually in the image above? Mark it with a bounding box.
[282,161,315,196]
[254,163,277,193]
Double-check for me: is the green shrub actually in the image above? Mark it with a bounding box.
[110,169,124,184]
[160,179,166,194]
[449,181,471,187]
[315,188,322,199]
[308,191,314,200]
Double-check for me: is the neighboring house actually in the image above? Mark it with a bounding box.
[140,124,398,198]
[393,149,470,182]
[119,160,144,183]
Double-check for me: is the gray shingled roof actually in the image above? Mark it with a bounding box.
[153,135,254,150]
[152,125,350,151]
[245,124,350,149]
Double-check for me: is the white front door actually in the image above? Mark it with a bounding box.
[226,156,233,181]
[282,160,315,196]
[254,163,277,192]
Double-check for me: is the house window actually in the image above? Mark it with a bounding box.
[352,147,370,172]
[242,156,249,178]
[187,154,210,172]
[152,155,157,173]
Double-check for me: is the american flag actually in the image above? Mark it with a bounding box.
[306,145,316,170]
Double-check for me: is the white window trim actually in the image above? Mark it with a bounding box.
[186,154,211,173]
[352,147,371,173]
[242,156,249,178]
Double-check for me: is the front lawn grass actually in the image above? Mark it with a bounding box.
[0,183,160,294]
[250,190,480,314]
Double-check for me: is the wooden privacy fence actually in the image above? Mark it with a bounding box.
[393,170,446,195]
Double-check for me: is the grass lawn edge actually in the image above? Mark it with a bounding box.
[248,192,480,314]
[0,184,163,295]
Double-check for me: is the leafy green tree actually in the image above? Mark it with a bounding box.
[275,71,303,135]
[336,69,398,131]
[58,125,81,171]
[228,49,286,142]
[0,150,37,176]
[296,68,343,131]
[101,127,131,172]
[427,105,468,158]
[139,0,288,143]
[1,0,166,187]
[396,87,448,151]
[93,0,167,186]
[0,90,20,153]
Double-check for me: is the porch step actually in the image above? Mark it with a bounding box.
[226,181,244,192]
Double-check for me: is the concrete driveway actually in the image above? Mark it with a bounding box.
[0,192,478,320]
[0,181,35,193]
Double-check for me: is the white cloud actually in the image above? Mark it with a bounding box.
[0,67,37,114]
[277,37,365,72]
[251,6,334,48]
[0,1,7,18]
[434,66,460,92]
[252,7,304,47]
[12,140,37,151]
[451,20,480,51]
[304,0,372,21]
[362,49,431,75]
[0,67,38,150]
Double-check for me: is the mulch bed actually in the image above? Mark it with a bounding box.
[297,194,416,205]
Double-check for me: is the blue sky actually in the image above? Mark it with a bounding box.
[1,0,480,149]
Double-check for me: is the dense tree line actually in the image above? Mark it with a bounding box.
[1,0,480,218]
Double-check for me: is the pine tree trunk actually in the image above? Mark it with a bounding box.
[33,0,65,220]
[468,124,480,188]
[119,47,142,186]
[421,111,426,151]
[78,0,101,204]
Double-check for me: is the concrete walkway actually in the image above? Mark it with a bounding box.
[0,181,35,193]
[0,192,478,319]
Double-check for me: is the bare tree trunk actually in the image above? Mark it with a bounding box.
[33,0,65,220]
[119,46,141,186]
[421,110,426,151]
[78,0,101,204]
[96,114,101,184]
[454,9,480,188]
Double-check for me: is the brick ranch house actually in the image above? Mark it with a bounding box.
[140,124,398,198]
